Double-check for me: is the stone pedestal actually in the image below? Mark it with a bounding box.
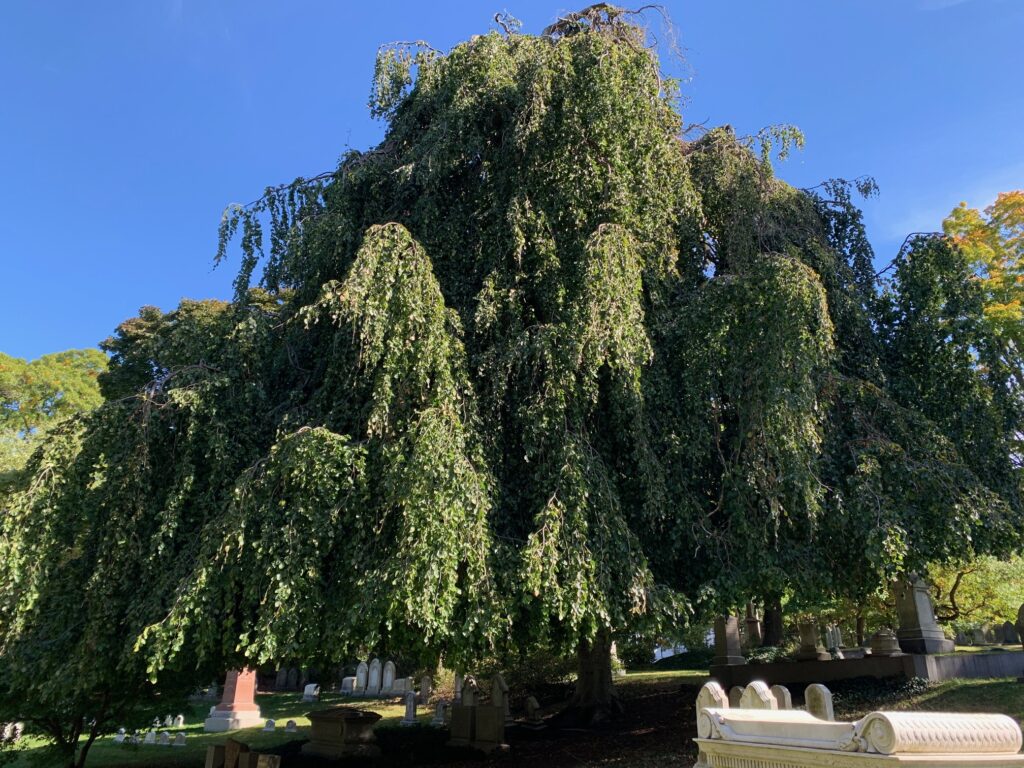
[795,622,830,661]
[895,576,954,654]
[870,629,902,657]
[301,706,381,758]
[712,616,746,666]
[204,669,263,732]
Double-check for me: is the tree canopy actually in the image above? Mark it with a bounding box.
[1,7,1022,758]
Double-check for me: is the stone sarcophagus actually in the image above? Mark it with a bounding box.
[694,681,1024,767]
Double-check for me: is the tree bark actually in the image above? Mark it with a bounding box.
[856,613,866,647]
[564,628,623,726]
[762,596,784,647]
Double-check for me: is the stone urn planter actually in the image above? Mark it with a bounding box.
[301,706,382,758]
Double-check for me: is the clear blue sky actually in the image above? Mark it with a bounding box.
[2,1,1022,360]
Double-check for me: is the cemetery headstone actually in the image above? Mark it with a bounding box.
[432,700,449,726]
[739,681,777,710]
[367,658,382,696]
[340,676,355,695]
[355,661,368,694]
[285,668,298,690]
[745,602,763,647]
[158,732,171,746]
[973,626,987,645]
[223,737,249,768]
[302,683,320,702]
[525,695,542,725]
[462,676,479,706]
[401,690,418,726]
[869,629,902,656]
[1016,604,1024,645]
[173,733,187,748]
[144,730,156,745]
[894,574,954,653]
[382,661,396,694]
[285,720,297,733]
[263,719,276,732]
[454,673,464,704]
[1002,621,1019,645]
[164,715,173,727]
[728,686,744,708]
[770,684,792,710]
[204,668,263,732]
[173,714,185,728]
[275,668,288,690]
[113,728,126,744]
[420,674,433,704]
[492,673,512,724]
[712,615,746,666]
[995,624,1007,644]
[805,683,835,721]
[795,621,831,661]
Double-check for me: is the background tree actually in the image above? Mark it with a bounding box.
[0,349,106,490]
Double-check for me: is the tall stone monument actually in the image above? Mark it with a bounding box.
[744,603,763,647]
[204,669,263,732]
[712,615,745,666]
[894,575,954,654]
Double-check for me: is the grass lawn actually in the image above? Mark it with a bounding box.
[5,692,428,767]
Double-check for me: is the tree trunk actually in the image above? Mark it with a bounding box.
[762,596,784,647]
[564,628,623,726]
[856,613,866,647]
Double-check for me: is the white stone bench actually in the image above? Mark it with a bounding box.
[694,681,1024,767]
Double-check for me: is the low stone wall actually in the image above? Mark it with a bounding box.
[711,651,1024,688]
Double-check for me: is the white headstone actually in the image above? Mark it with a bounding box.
[302,683,320,702]
[144,730,156,745]
[158,731,171,746]
[770,684,792,710]
[172,714,184,728]
[382,661,396,693]
[728,686,744,708]
[263,719,276,732]
[355,661,369,693]
[805,683,835,721]
[367,658,382,695]
[209,706,217,717]
[739,680,777,710]
[285,719,297,733]
[400,690,418,726]
[113,728,126,744]
[172,733,186,748]
[696,681,729,724]
[163,715,173,728]
[341,676,355,695]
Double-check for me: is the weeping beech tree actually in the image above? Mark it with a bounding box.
[2,7,1022,754]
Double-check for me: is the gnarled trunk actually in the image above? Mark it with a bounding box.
[565,628,623,726]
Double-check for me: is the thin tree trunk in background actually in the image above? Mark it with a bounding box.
[762,596,784,647]
[856,613,866,647]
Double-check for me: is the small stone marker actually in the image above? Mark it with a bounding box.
[492,673,512,724]
[144,730,156,745]
[173,733,186,748]
[263,719,276,732]
[770,684,792,710]
[728,686,744,708]
[158,731,171,746]
[302,683,320,703]
[285,719,297,733]
[432,700,449,726]
[340,676,355,695]
[163,715,173,727]
[795,621,830,661]
[805,683,834,721]
[401,690,418,726]
[739,680,777,710]
[113,728,126,744]
[173,714,185,728]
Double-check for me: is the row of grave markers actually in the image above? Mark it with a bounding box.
[339,658,433,702]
